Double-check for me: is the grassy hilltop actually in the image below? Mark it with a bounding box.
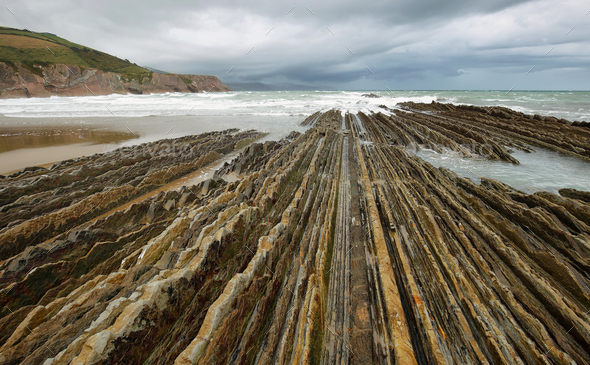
[0,26,149,76]
[0,26,230,97]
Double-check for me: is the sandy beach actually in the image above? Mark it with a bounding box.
[0,113,304,174]
[0,143,115,174]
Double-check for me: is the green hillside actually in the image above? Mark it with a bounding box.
[0,26,149,76]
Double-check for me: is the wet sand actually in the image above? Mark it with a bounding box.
[0,143,115,174]
[0,127,136,153]
[0,122,139,174]
[0,114,305,174]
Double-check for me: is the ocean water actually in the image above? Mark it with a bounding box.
[0,90,588,192]
[1,90,588,121]
[414,148,590,194]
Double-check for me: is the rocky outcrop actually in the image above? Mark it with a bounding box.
[1,106,589,364]
[0,62,230,98]
[0,128,263,270]
[572,121,590,130]
[395,101,590,162]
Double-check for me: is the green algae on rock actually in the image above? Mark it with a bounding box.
[0,105,589,364]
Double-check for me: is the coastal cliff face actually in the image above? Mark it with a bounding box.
[0,62,231,98]
[1,104,590,364]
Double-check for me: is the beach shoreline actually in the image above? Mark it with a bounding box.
[0,114,306,174]
[1,105,589,364]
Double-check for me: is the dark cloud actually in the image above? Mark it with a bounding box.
[1,0,588,89]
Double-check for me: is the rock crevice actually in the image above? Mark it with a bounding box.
[1,105,589,364]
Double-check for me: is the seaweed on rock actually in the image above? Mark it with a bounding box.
[1,105,589,364]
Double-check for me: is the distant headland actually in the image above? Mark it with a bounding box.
[0,27,230,98]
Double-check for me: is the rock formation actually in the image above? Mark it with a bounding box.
[0,62,230,98]
[1,103,590,364]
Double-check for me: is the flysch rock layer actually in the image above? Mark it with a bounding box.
[1,103,590,364]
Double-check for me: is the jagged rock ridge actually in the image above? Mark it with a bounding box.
[0,104,589,364]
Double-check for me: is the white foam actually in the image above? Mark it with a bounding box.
[1,90,587,123]
[0,91,439,119]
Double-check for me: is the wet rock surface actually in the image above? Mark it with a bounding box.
[395,101,590,162]
[1,104,590,364]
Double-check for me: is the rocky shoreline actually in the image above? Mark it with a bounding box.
[1,103,590,364]
[0,62,230,98]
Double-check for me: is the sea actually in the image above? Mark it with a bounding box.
[0,90,589,193]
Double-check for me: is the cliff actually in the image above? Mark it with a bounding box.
[0,62,230,98]
[0,27,230,98]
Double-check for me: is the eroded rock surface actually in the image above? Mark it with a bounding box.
[0,62,230,98]
[1,105,590,365]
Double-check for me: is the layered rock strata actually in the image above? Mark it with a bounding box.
[394,101,590,162]
[1,105,589,364]
[0,62,230,98]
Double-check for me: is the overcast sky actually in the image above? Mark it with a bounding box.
[2,0,589,90]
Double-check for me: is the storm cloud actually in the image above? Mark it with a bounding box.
[1,0,588,89]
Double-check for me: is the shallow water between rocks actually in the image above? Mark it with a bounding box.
[413,146,590,194]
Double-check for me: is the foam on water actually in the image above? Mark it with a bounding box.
[0,90,588,192]
[1,90,587,121]
[0,91,436,119]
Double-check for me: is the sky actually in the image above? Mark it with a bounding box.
[1,0,589,90]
